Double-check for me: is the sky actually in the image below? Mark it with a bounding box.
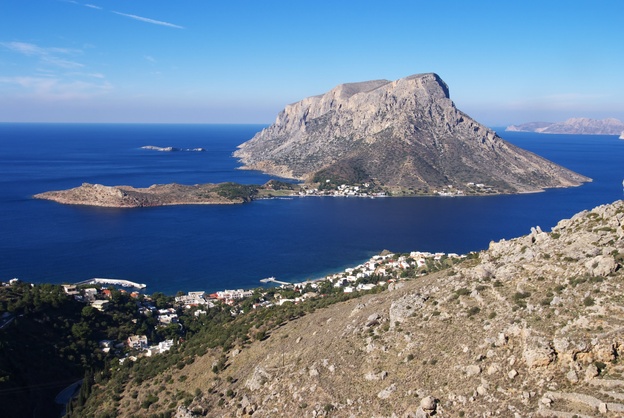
[1,0,623,126]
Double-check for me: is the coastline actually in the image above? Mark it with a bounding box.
[32,178,591,208]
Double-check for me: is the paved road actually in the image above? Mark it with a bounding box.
[54,379,83,417]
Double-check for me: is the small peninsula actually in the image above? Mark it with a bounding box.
[33,182,294,208]
[235,73,590,195]
[506,117,624,135]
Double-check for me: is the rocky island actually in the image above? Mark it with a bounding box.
[33,181,298,208]
[507,117,624,135]
[235,73,590,195]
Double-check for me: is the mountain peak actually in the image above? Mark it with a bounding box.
[235,74,589,194]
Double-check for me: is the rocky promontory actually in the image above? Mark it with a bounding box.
[33,182,269,207]
[235,73,590,195]
[507,117,624,135]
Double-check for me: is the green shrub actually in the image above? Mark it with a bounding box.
[467,307,480,317]
[455,288,470,296]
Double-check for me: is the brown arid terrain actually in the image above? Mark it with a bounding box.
[82,200,624,417]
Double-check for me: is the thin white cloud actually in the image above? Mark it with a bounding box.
[0,41,108,99]
[506,93,611,111]
[66,71,106,79]
[1,41,43,56]
[1,41,83,68]
[144,55,156,63]
[0,75,112,100]
[112,11,184,29]
[41,56,85,69]
[84,4,102,10]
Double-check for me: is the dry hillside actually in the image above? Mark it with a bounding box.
[85,200,624,417]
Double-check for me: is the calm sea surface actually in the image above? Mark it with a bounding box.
[1,123,622,294]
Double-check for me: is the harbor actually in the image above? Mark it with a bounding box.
[259,277,292,286]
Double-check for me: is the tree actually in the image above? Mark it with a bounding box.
[81,305,97,320]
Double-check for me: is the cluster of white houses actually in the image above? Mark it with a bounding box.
[57,284,179,362]
[287,251,463,295]
[119,336,175,363]
[173,289,255,308]
[298,183,386,198]
[174,251,465,312]
[435,182,498,196]
[3,248,466,368]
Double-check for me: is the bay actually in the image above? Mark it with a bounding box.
[0,123,622,294]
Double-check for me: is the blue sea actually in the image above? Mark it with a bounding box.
[1,123,623,294]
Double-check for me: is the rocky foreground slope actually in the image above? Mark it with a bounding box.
[235,73,589,194]
[83,200,624,417]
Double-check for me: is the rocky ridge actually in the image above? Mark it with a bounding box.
[507,118,624,135]
[90,199,624,417]
[235,73,589,194]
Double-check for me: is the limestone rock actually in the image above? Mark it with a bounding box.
[465,364,481,377]
[487,363,501,375]
[235,73,589,193]
[420,395,437,411]
[365,370,388,381]
[389,292,427,326]
[585,255,617,276]
[566,369,579,384]
[523,339,556,368]
[377,384,397,399]
[245,366,272,391]
[584,363,599,381]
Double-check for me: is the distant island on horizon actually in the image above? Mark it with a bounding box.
[506,117,624,136]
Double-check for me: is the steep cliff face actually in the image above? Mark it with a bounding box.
[235,73,590,193]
